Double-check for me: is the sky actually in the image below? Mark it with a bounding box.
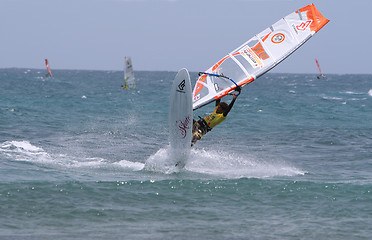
[1,0,371,74]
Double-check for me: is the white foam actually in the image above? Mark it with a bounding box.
[185,148,304,179]
[322,96,343,100]
[143,146,304,178]
[349,98,367,101]
[1,140,51,163]
[1,140,44,153]
[340,91,357,95]
[115,160,144,171]
[0,141,144,172]
[144,147,181,174]
[368,89,372,96]
[1,141,304,179]
[64,157,107,168]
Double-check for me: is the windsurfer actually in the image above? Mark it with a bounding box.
[121,78,129,89]
[191,87,241,146]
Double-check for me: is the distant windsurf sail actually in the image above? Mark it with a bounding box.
[315,59,326,79]
[193,4,329,110]
[123,56,135,89]
[45,59,53,78]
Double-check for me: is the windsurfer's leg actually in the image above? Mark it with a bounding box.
[191,129,203,147]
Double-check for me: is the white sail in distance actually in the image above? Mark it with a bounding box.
[124,56,135,89]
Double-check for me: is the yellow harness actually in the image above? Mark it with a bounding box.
[192,106,227,145]
[203,106,226,129]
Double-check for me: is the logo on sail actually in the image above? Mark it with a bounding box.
[271,33,285,44]
[239,45,263,69]
[177,79,186,93]
[296,20,312,31]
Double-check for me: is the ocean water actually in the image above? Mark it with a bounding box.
[0,68,371,239]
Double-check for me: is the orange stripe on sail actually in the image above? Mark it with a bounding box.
[212,55,230,72]
[261,32,271,42]
[193,74,207,97]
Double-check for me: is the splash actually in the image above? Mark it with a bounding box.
[185,148,305,179]
[144,147,183,174]
[1,141,304,179]
[114,160,144,171]
[144,146,304,178]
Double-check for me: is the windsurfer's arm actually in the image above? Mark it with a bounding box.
[216,99,221,107]
[223,87,241,117]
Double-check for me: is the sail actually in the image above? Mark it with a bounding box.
[315,59,322,74]
[193,4,329,110]
[315,58,325,79]
[45,59,53,78]
[123,56,135,89]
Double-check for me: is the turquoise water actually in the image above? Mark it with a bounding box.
[1,68,371,239]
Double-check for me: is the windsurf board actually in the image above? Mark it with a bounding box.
[168,68,193,168]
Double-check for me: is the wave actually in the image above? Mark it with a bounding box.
[340,91,365,95]
[0,140,144,172]
[321,95,344,101]
[348,98,367,101]
[321,94,368,103]
[1,140,50,163]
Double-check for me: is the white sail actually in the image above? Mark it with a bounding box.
[124,56,135,89]
[193,4,329,110]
